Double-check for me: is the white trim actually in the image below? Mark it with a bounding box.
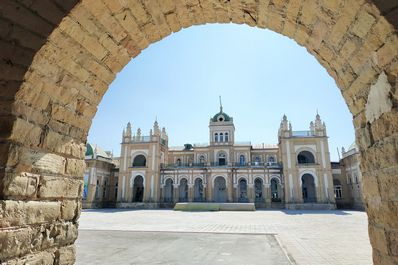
[320,141,326,168]
[152,145,156,170]
[150,175,154,198]
[122,176,126,198]
[177,175,189,185]
[269,175,282,184]
[212,175,228,188]
[286,141,291,169]
[299,171,319,187]
[323,173,329,198]
[130,173,145,188]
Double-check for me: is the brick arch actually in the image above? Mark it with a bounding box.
[1,1,397,264]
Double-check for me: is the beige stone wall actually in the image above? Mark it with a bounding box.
[1,0,397,264]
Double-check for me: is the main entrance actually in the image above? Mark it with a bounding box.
[214,176,227,203]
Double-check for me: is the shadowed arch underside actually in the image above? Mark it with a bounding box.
[0,0,398,264]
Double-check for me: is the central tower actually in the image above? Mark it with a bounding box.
[209,97,235,146]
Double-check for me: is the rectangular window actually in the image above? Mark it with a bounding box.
[334,185,342,198]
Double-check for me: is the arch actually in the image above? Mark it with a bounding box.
[301,173,317,203]
[270,177,282,202]
[132,154,147,167]
[299,171,319,187]
[1,1,397,263]
[163,178,174,203]
[132,175,144,202]
[238,178,248,202]
[254,178,263,201]
[268,156,275,163]
[269,175,282,184]
[297,150,316,164]
[198,155,206,165]
[176,158,182,166]
[239,154,246,166]
[194,178,204,202]
[177,175,189,185]
[254,156,261,165]
[217,151,227,166]
[214,176,227,203]
[178,178,188,202]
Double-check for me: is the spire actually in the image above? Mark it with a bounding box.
[153,118,160,135]
[126,122,132,137]
[219,95,223,113]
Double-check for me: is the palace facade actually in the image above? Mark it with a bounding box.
[115,104,336,209]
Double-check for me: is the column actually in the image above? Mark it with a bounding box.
[248,184,254,203]
[264,184,271,205]
[173,184,179,203]
[188,184,194,202]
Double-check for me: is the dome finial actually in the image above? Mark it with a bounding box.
[219,95,223,113]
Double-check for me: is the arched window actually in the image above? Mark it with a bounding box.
[215,133,218,142]
[239,155,245,166]
[199,155,206,165]
[254,156,261,166]
[176,158,182,166]
[254,178,263,201]
[220,133,224,142]
[268,156,275,163]
[218,152,227,166]
[133,154,146,167]
[225,132,229,142]
[297,151,315,164]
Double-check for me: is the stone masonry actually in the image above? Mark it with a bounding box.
[0,0,397,264]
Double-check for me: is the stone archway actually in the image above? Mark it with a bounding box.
[0,1,397,264]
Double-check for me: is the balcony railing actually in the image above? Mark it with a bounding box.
[160,162,283,170]
[292,130,315,137]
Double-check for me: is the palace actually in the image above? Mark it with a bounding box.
[111,103,336,210]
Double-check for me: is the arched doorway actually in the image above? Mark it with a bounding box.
[238,178,248,202]
[270,178,282,202]
[132,176,144,202]
[254,178,263,202]
[214,176,227,202]
[179,178,188,202]
[302,174,317,203]
[164,179,174,203]
[194,178,204,202]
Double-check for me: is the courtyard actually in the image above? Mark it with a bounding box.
[76,209,371,265]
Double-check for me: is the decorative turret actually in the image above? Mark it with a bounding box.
[313,112,327,136]
[153,119,160,136]
[126,122,132,137]
[136,128,142,141]
[278,114,292,138]
[162,127,168,141]
[122,122,132,142]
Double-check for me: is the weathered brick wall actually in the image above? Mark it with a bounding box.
[0,0,397,264]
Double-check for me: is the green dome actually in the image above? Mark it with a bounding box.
[211,111,232,122]
[85,143,94,157]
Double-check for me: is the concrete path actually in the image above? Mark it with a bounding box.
[76,209,372,265]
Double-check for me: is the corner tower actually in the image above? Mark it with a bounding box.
[209,97,235,146]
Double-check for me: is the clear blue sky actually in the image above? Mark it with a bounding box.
[88,24,354,161]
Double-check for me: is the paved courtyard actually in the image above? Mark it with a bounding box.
[76,209,372,265]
